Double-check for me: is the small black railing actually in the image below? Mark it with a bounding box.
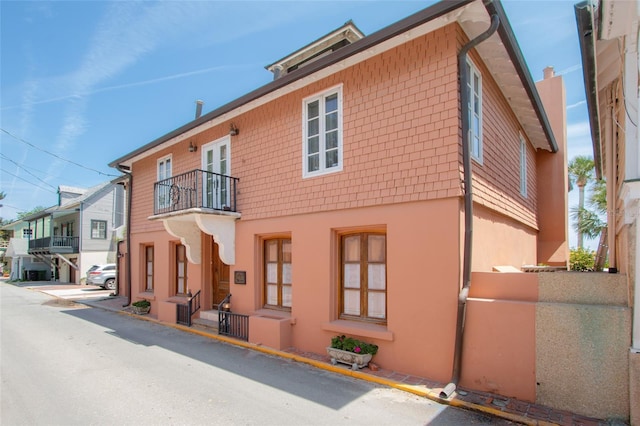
[176,290,202,326]
[218,311,249,341]
[29,236,79,253]
[154,169,239,215]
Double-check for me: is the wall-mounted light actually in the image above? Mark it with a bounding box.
[188,140,197,152]
[229,123,239,136]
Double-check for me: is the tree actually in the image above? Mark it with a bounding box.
[17,206,46,220]
[568,156,595,248]
[570,179,607,270]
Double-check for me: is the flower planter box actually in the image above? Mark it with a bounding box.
[131,306,150,315]
[326,347,372,370]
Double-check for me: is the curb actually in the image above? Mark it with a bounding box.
[110,307,548,426]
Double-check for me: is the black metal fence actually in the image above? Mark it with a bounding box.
[154,169,239,215]
[218,311,249,341]
[176,290,201,326]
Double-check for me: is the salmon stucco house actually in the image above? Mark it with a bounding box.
[110,0,569,403]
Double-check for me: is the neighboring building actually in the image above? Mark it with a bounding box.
[110,0,570,411]
[575,1,640,423]
[1,219,40,281]
[21,181,126,283]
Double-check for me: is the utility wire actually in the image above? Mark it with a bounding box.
[1,128,119,178]
[0,153,57,190]
[1,169,57,194]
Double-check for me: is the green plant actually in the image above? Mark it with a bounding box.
[132,299,150,308]
[330,335,378,355]
[569,247,595,271]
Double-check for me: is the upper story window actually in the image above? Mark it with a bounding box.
[519,134,528,197]
[303,85,343,178]
[467,61,483,162]
[90,220,107,239]
[157,156,172,209]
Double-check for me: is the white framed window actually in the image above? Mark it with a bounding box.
[157,155,173,209]
[467,61,482,162]
[302,85,343,178]
[520,134,528,197]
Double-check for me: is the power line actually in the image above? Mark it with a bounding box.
[0,153,57,190]
[1,169,57,194]
[1,128,119,178]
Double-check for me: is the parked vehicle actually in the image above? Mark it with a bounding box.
[86,264,116,290]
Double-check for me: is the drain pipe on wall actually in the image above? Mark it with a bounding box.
[440,10,500,400]
[117,165,133,307]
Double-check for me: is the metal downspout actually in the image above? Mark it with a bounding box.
[440,10,500,399]
[117,165,132,307]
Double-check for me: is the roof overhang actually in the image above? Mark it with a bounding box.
[110,0,557,170]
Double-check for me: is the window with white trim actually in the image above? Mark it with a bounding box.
[520,134,527,197]
[157,156,172,209]
[303,86,343,177]
[467,61,483,162]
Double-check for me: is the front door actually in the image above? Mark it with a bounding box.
[202,137,230,210]
[211,239,230,309]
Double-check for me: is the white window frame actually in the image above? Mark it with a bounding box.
[467,60,483,163]
[157,155,173,209]
[520,134,528,197]
[90,220,107,239]
[302,85,343,178]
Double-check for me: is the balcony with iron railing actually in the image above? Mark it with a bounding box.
[28,236,79,254]
[154,169,239,216]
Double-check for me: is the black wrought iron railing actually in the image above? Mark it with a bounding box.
[176,290,202,327]
[218,311,249,341]
[154,169,239,215]
[28,236,79,253]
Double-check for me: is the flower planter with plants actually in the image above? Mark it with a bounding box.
[327,335,378,370]
[131,299,151,315]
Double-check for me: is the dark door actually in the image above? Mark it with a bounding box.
[211,241,230,309]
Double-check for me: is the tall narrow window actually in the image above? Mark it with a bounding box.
[467,61,483,162]
[340,232,386,323]
[303,86,343,177]
[157,156,173,209]
[145,245,154,292]
[175,244,187,295]
[90,220,107,239]
[520,134,528,197]
[264,238,292,310]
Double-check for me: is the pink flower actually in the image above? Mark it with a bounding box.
[354,346,361,353]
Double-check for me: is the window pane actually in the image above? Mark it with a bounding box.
[326,150,338,168]
[307,100,319,118]
[308,136,319,154]
[147,276,153,289]
[147,262,153,275]
[177,278,185,294]
[266,241,278,262]
[325,111,338,131]
[326,131,338,149]
[368,264,386,290]
[282,285,292,307]
[308,117,319,136]
[282,240,292,262]
[266,284,278,305]
[343,235,360,261]
[344,264,360,288]
[267,263,277,284]
[368,235,386,262]
[344,289,360,315]
[282,263,292,284]
[308,154,319,172]
[325,93,338,112]
[368,293,386,319]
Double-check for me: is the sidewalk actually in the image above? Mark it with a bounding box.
[80,294,610,426]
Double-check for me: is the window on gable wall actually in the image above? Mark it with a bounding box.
[91,220,107,239]
[340,232,387,324]
[264,238,292,310]
[303,85,343,177]
[467,61,483,162]
[520,134,528,197]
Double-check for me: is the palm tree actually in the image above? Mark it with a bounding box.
[568,156,595,248]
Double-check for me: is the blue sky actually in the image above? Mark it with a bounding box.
[1,0,593,248]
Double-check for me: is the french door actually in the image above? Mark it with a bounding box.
[202,137,230,210]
